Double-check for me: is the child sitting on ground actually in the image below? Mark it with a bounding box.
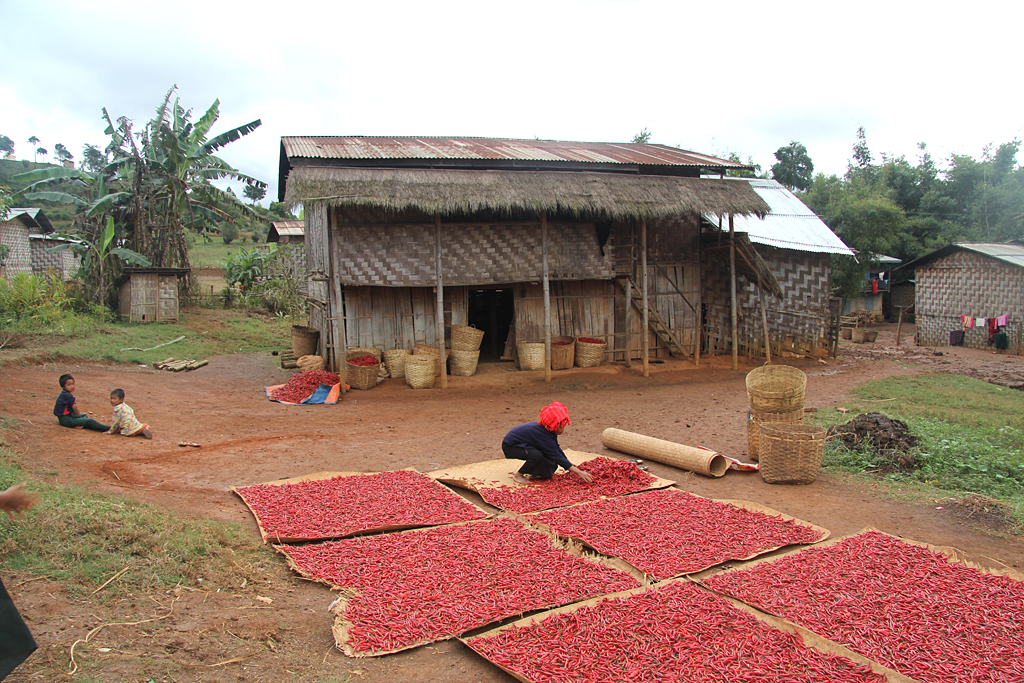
[502,401,594,485]
[106,388,153,439]
[53,374,110,432]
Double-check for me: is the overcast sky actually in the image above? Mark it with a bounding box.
[2,1,1022,205]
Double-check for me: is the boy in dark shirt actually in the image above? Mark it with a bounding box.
[502,401,594,485]
[52,374,109,432]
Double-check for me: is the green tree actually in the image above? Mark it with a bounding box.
[243,184,267,205]
[54,143,73,165]
[631,128,652,144]
[724,152,762,179]
[770,141,814,191]
[0,135,13,157]
[35,147,48,163]
[81,144,107,173]
[27,136,40,162]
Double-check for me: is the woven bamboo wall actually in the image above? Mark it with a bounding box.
[157,274,178,322]
[342,285,469,351]
[29,239,79,280]
[915,250,1023,353]
[703,247,832,357]
[0,220,32,278]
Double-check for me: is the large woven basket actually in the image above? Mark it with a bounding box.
[413,343,449,377]
[383,349,411,379]
[550,336,575,370]
[746,364,807,413]
[747,408,804,461]
[451,325,485,352]
[449,349,480,376]
[345,350,380,391]
[291,326,320,357]
[759,423,826,484]
[851,328,878,343]
[517,342,545,371]
[405,355,435,389]
[575,338,606,367]
[347,346,382,362]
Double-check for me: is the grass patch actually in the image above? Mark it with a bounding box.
[0,446,271,595]
[812,373,1024,529]
[189,234,259,269]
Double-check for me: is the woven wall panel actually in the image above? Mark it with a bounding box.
[914,251,1023,351]
[332,221,613,286]
[157,275,178,322]
[0,221,32,277]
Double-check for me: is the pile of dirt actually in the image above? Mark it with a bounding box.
[827,412,921,471]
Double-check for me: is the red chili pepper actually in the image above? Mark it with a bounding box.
[269,370,341,402]
[347,354,379,367]
[576,337,604,344]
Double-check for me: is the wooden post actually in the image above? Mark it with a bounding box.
[435,214,447,388]
[759,277,771,363]
[542,211,551,382]
[329,216,347,378]
[729,214,738,370]
[641,218,649,377]
[624,277,632,367]
[896,307,904,346]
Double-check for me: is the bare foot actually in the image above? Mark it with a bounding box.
[141,427,153,440]
[512,473,530,485]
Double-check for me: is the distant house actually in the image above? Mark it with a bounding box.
[30,234,81,281]
[116,267,190,323]
[711,178,855,358]
[1,208,54,279]
[841,253,902,321]
[897,241,1023,354]
[266,220,306,294]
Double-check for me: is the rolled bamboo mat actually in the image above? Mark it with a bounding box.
[601,428,729,478]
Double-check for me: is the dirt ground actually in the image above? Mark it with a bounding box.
[2,322,1024,682]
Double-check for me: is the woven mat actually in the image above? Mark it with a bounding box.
[427,449,674,493]
[232,469,488,543]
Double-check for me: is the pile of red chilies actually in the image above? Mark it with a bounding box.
[576,337,604,344]
[704,530,1024,683]
[347,354,379,367]
[481,457,657,513]
[278,517,639,654]
[530,489,826,579]
[268,370,341,402]
[235,470,487,541]
[466,580,885,683]
[551,340,573,346]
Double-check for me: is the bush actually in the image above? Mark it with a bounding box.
[220,222,239,244]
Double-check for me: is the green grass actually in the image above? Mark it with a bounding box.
[0,446,272,595]
[812,373,1024,527]
[188,231,262,269]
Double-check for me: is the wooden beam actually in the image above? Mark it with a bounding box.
[542,211,551,382]
[729,214,738,371]
[435,214,447,388]
[759,279,772,363]
[624,277,632,367]
[641,219,649,378]
[328,208,346,385]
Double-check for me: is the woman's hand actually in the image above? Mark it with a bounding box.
[569,466,593,483]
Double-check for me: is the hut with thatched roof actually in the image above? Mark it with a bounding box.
[279,136,791,381]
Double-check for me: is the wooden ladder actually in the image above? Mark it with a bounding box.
[617,276,691,360]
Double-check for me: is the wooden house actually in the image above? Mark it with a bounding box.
[1,208,54,279]
[278,136,858,384]
[116,267,190,323]
[897,241,1023,354]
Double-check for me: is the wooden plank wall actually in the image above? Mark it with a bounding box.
[343,285,469,351]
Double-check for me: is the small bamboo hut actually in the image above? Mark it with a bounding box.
[116,267,190,323]
[1,208,54,280]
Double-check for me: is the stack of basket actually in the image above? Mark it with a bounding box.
[449,325,485,376]
[745,364,823,484]
[346,347,382,391]
[413,343,449,378]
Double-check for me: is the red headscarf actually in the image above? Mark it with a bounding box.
[538,401,571,431]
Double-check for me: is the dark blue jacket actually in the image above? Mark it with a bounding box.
[53,391,75,417]
[502,422,572,470]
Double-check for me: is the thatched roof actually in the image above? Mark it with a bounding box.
[283,167,770,220]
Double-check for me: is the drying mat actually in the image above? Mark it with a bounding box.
[232,469,489,543]
[463,579,898,683]
[428,451,674,513]
[701,528,1024,683]
[264,382,343,405]
[527,489,828,580]
[277,517,641,657]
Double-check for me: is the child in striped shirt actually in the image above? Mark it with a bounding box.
[106,389,153,439]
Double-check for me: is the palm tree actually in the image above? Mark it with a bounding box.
[27,136,40,162]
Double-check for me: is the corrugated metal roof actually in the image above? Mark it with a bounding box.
[281,136,749,169]
[1,207,54,233]
[706,179,854,256]
[955,242,1024,268]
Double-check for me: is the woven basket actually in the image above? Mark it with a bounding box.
[759,423,826,484]
[841,327,853,340]
[746,364,807,413]
[413,343,449,377]
[449,349,480,376]
[347,346,382,362]
[517,342,545,371]
[405,355,435,389]
[575,338,606,367]
[291,326,320,357]
[852,328,878,343]
[345,350,380,391]
[451,325,485,352]
[747,408,804,461]
[383,349,411,379]
[550,336,575,370]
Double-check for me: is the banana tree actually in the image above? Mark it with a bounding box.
[45,217,151,305]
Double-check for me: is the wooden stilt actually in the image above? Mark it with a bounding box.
[542,212,551,382]
[435,214,447,388]
[729,214,738,371]
[641,219,649,378]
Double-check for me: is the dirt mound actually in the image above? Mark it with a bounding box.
[827,412,920,470]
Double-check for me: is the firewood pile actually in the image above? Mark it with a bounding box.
[153,357,208,372]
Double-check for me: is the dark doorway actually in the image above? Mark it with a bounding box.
[468,288,514,361]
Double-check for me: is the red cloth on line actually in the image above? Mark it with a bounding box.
[871,280,878,294]
[538,401,571,431]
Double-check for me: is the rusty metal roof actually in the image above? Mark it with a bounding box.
[281,136,749,169]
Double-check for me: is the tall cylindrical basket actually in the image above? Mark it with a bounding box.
[550,336,575,370]
[383,349,411,379]
[516,342,545,371]
[345,350,380,391]
[405,355,436,389]
[449,349,480,376]
[413,343,449,377]
[291,326,320,357]
[451,325,485,352]
[575,337,606,367]
[758,423,826,484]
[745,364,806,413]
[747,407,804,461]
